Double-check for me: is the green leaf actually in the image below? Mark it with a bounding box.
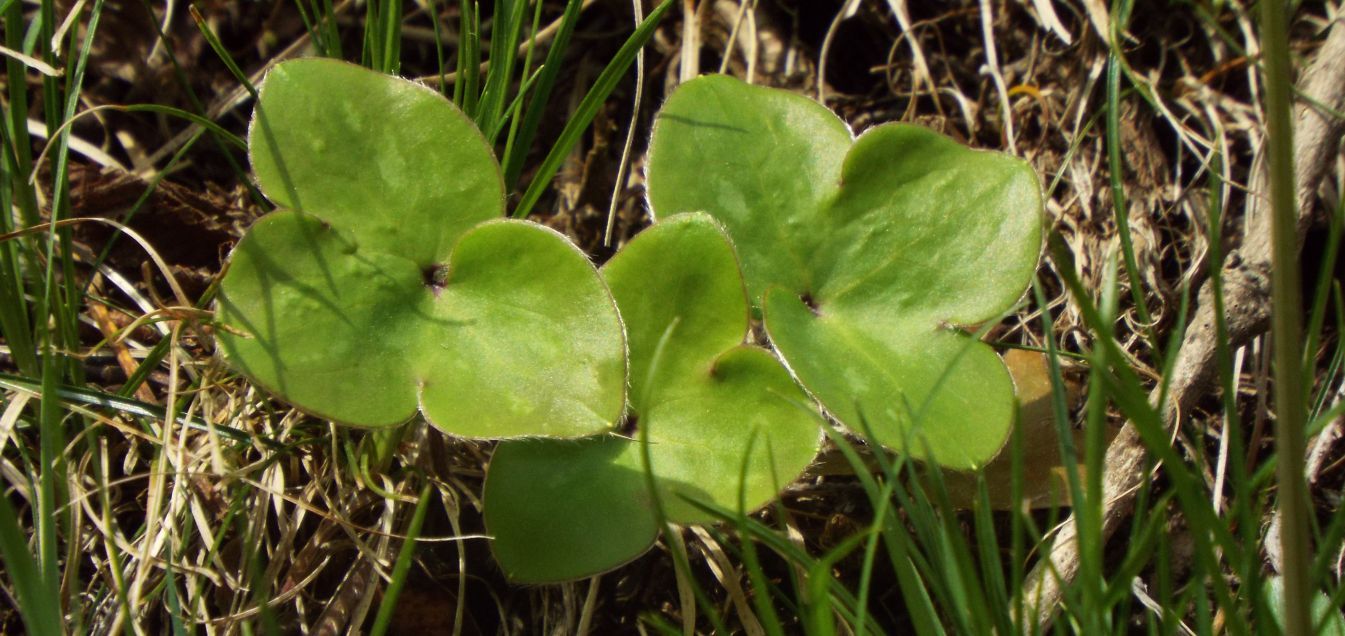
[647,75,1042,469]
[249,58,501,268]
[218,58,626,438]
[484,214,821,582]
[485,436,661,582]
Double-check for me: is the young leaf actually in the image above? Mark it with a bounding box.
[647,75,1043,469]
[484,214,822,582]
[217,58,626,438]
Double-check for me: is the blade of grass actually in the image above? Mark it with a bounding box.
[483,64,544,144]
[426,0,449,94]
[143,1,262,207]
[0,371,264,443]
[511,0,672,218]
[0,0,40,378]
[456,1,481,114]
[497,0,547,167]
[1259,0,1312,631]
[1104,41,1159,359]
[853,476,894,635]
[1201,144,1272,627]
[1302,196,1343,377]
[92,438,135,635]
[637,320,728,634]
[474,0,526,137]
[379,0,403,74]
[684,494,877,633]
[819,426,943,636]
[33,1,110,624]
[1029,275,1094,621]
[917,444,997,635]
[370,483,434,636]
[5,0,43,229]
[188,5,257,98]
[502,0,584,188]
[804,531,870,636]
[729,432,787,636]
[358,0,401,72]
[970,474,1011,635]
[1049,234,1253,633]
[0,490,62,635]
[0,122,37,378]
[1083,253,1121,633]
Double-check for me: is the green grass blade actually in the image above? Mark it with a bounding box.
[371,483,434,636]
[502,0,584,188]
[636,321,728,634]
[474,0,526,137]
[483,64,544,144]
[4,1,41,229]
[1047,234,1247,621]
[730,433,787,636]
[511,0,672,218]
[1104,52,1158,358]
[144,3,262,207]
[731,523,787,636]
[379,0,403,74]
[426,0,449,93]
[0,127,37,377]
[805,532,870,636]
[497,0,546,171]
[0,0,40,380]
[291,0,324,57]
[1259,0,1312,631]
[1302,197,1342,376]
[0,371,263,443]
[821,427,943,636]
[971,475,1011,634]
[0,490,61,636]
[188,5,257,98]
[114,104,247,150]
[456,1,481,114]
[163,543,188,636]
[319,0,342,57]
[35,1,110,623]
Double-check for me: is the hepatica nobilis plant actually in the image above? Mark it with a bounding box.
[218,60,1042,584]
[484,214,822,582]
[647,75,1043,469]
[217,58,626,438]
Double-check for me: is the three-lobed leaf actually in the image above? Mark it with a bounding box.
[647,75,1043,469]
[217,58,626,438]
[484,214,822,582]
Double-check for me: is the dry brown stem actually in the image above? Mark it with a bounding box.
[1020,16,1345,626]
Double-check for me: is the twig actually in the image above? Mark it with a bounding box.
[1019,16,1345,627]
